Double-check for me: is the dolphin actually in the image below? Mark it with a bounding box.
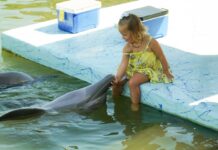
[0,74,114,121]
[0,71,34,89]
[0,71,58,90]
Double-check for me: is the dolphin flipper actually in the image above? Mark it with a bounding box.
[0,108,46,121]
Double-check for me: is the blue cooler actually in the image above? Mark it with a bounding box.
[56,0,101,33]
[124,6,168,39]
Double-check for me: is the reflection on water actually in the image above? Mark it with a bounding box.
[1,0,218,150]
[114,97,218,150]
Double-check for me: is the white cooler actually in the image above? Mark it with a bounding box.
[56,0,101,33]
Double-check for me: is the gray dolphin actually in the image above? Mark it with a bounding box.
[0,74,114,121]
[0,71,34,89]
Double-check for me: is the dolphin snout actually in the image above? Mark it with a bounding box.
[103,74,115,86]
[86,74,114,99]
[98,74,115,90]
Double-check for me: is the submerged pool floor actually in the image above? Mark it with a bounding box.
[1,0,218,131]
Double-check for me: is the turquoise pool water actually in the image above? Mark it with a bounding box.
[0,0,218,150]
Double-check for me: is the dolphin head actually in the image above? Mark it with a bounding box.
[43,74,115,112]
[79,74,115,111]
[88,74,114,99]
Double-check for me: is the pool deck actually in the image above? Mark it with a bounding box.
[1,0,218,131]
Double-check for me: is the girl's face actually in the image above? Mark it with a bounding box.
[119,24,132,43]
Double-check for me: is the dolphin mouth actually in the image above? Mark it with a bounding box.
[89,74,114,100]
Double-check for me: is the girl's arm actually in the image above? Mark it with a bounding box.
[150,39,174,79]
[115,46,129,82]
[150,39,169,72]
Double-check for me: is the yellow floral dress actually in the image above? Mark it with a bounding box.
[125,37,173,83]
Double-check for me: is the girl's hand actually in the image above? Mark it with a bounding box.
[112,75,121,85]
[164,70,174,81]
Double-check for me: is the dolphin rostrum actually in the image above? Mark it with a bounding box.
[0,74,114,121]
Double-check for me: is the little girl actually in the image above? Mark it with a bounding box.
[112,14,174,110]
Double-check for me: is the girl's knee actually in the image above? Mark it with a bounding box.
[128,79,138,88]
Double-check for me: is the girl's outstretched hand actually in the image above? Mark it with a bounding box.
[111,75,121,85]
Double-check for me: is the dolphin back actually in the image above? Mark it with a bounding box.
[0,72,34,85]
[0,72,34,90]
[0,107,46,121]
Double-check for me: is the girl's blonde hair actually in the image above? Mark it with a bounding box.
[118,14,147,43]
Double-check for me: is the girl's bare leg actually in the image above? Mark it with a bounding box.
[128,73,150,111]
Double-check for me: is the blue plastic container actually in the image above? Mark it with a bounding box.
[124,6,168,39]
[56,0,101,33]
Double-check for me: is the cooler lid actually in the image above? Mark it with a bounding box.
[56,0,101,14]
[124,6,168,21]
